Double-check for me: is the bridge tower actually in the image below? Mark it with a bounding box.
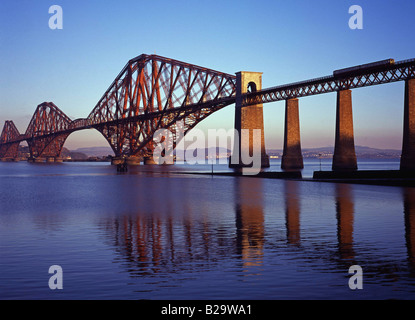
[229,71,269,170]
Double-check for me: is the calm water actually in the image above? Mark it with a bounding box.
[0,159,414,300]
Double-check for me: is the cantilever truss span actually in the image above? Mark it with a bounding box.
[0,54,237,159]
[87,54,237,157]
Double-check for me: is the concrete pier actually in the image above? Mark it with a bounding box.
[332,90,357,171]
[281,98,303,171]
[401,78,415,171]
[229,71,270,169]
[29,157,46,163]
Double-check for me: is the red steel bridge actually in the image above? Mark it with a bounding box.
[1,54,414,171]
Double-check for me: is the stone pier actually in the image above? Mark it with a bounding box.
[401,78,415,171]
[111,157,125,166]
[126,156,142,165]
[332,90,357,171]
[143,156,157,165]
[281,98,303,171]
[229,71,269,169]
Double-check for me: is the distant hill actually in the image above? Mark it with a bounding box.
[18,144,399,160]
[17,146,89,160]
[61,148,88,160]
[174,147,230,159]
[267,145,401,159]
[72,147,114,157]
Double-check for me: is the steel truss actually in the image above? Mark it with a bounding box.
[244,59,415,105]
[1,55,414,160]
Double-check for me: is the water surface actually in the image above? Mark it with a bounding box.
[0,160,414,300]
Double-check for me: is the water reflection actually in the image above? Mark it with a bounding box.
[235,178,264,268]
[100,177,267,276]
[98,175,415,285]
[4,162,415,299]
[404,188,415,271]
[284,181,301,245]
[335,184,355,260]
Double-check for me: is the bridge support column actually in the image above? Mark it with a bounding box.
[282,98,303,171]
[401,78,415,171]
[229,71,269,170]
[332,90,357,171]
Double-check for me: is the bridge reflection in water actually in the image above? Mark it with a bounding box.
[235,178,264,268]
[404,188,415,271]
[335,184,355,260]
[98,178,415,282]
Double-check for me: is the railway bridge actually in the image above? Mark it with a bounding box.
[0,55,414,172]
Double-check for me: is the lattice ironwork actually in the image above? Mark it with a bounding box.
[88,54,236,156]
[25,102,72,158]
[244,59,415,105]
[0,121,21,158]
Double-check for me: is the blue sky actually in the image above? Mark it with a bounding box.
[1,0,414,150]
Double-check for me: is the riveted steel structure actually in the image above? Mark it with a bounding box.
[25,102,73,160]
[0,55,237,162]
[243,58,415,106]
[87,54,237,158]
[0,121,21,160]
